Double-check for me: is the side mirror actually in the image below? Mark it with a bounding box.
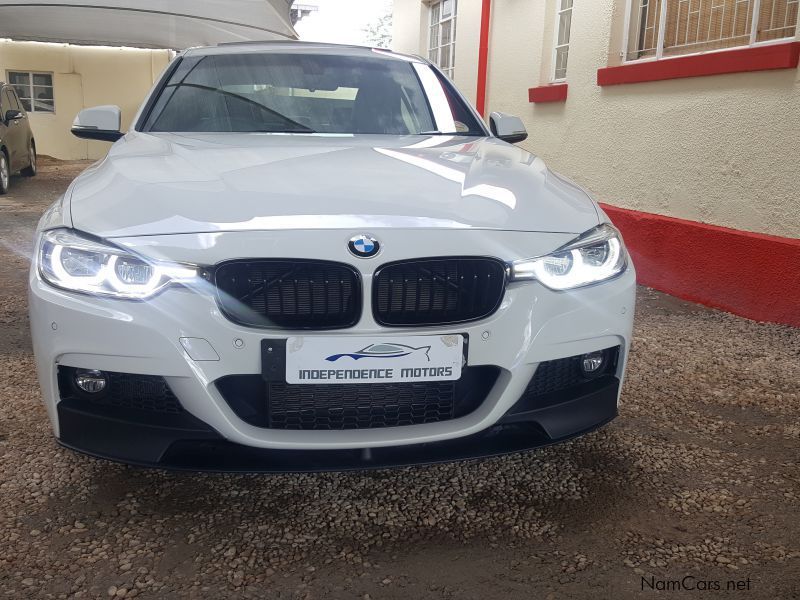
[489,112,528,144]
[71,105,124,142]
[4,109,24,123]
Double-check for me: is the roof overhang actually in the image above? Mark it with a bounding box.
[0,1,298,49]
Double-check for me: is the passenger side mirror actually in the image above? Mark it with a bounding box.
[4,109,24,123]
[71,105,124,142]
[489,112,528,144]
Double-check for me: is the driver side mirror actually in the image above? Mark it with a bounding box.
[489,112,528,144]
[4,109,24,123]
[71,105,124,142]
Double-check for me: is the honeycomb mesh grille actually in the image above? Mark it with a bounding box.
[267,381,456,430]
[216,367,501,432]
[58,369,182,415]
[520,347,620,407]
[525,356,589,397]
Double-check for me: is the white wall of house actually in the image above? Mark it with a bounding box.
[393,0,482,105]
[392,0,800,239]
[392,0,428,57]
[0,39,172,160]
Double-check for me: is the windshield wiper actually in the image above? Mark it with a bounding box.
[172,83,316,133]
[419,130,481,136]
[250,128,317,134]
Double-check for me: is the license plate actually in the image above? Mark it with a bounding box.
[284,335,465,384]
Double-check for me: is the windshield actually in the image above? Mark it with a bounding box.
[142,52,485,136]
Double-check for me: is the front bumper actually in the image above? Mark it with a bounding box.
[30,228,636,469]
[56,376,619,471]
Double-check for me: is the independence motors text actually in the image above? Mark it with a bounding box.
[298,367,454,380]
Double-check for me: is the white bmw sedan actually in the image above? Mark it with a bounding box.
[29,42,635,471]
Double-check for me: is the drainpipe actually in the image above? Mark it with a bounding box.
[476,0,492,118]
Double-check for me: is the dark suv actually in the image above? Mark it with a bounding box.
[0,82,37,194]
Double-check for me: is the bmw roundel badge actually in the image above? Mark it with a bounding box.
[348,234,380,258]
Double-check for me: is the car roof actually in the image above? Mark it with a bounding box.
[183,41,423,63]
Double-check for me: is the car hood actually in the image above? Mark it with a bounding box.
[67,132,600,238]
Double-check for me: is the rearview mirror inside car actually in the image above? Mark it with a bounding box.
[71,105,124,142]
[489,112,528,144]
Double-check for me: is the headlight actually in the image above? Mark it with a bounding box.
[510,223,627,290]
[38,229,198,299]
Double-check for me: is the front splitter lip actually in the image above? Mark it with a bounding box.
[56,419,616,474]
[55,381,619,473]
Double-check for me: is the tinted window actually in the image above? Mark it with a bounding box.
[143,52,484,136]
[0,89,10,115]
[6,89,21,111]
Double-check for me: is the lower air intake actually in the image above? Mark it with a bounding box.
[57,367,182,415]
[267,381,455,430]
[215,367,501,431]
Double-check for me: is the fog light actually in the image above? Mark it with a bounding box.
[75,369,108,394]
[581,351,605,375]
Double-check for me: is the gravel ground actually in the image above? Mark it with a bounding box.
[1,160,799,599]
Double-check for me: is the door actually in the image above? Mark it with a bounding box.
[0,88,10,167]
[3,88,28,170]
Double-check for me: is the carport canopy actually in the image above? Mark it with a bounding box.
[0,0,297,49]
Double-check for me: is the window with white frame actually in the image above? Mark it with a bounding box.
[553,0,574,80]
[429,0,457,78]
[625,0,799,61]
[7,71,55,113]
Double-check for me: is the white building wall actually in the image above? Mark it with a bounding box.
[0,39,172,160]
[392,0,482,106]
[392,0,428,57]
[451,0,482,106]
[392,0,800,239]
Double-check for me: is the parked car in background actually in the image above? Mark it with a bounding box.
[0,81,37,194]
[30,42,635,471]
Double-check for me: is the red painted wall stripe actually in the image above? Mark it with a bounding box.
[601,204,800,327]
[476,0,492,116]
[528,83,568,103]
[597,41,800,86]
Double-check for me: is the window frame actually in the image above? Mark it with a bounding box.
[551,0,574,82]
[428,0,458,79]
[6,70,55,114]
[622,0,799,63]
